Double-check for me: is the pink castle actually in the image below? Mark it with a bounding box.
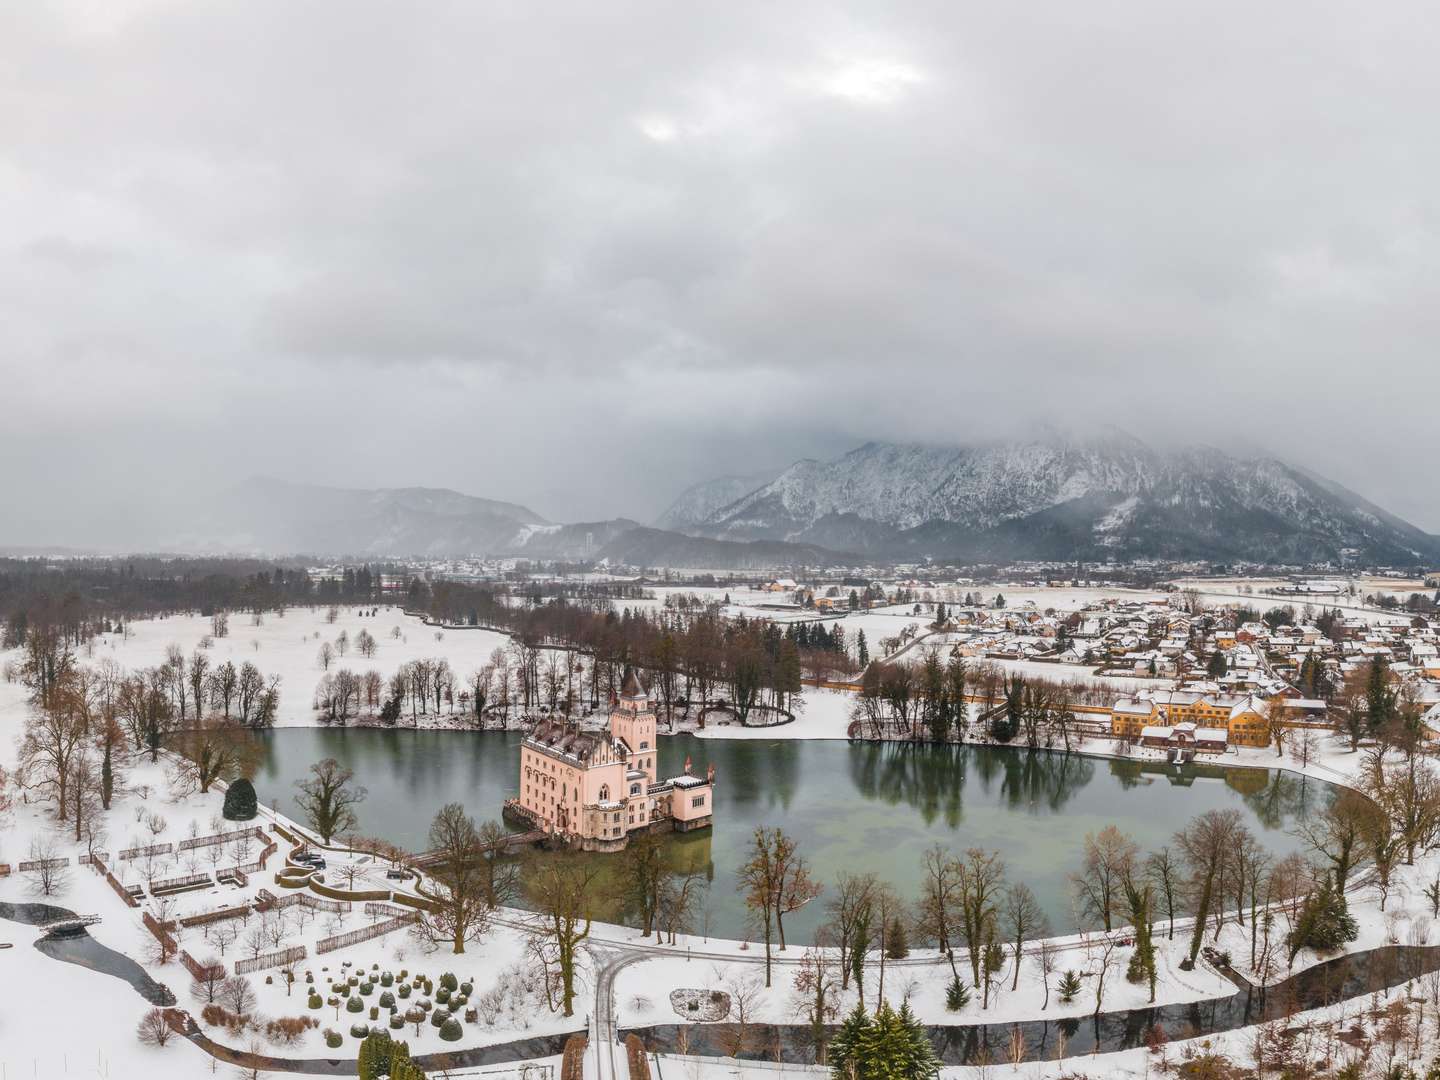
[508,668,714,852]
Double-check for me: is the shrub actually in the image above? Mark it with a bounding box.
[266,1016,318,1045]
[440,972,458,992]
[418,999,432,1012]
[380,972,394,987]
[398,984,411,999]
[430,1008,450,1028]
[439,1017,462,1042]
[347,996,364,1014]
[460,980,473,996]
[370,1007,379,1021]
[350,1022,370,1038]
[436,986,451,1005]
[389,1015,404,1030]
[359,981,374,996]
[222,778,258,821]
[379,991,395,1009]
[325,1030,343,1049]
[201,1004,245,1033]
[308,994,322,1010]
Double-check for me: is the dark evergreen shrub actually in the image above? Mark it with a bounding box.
[222,778,258,821]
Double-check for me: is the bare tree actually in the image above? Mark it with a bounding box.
[136,1008,174,1047]
[172,716,259,794]
[824,870,877,991]
[958,848,1006,993]
[1071,825,1137,932]
[25,836,69,897]
[190,957,228,1004]
[1003,882,1048,991]
[418,804,510,954]
[293,758,366,843]
[219,975,257,1017]
[527,859,598,1017]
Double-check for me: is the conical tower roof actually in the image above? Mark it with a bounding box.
[620,666,648,700]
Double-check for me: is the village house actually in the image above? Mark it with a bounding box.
[507,670,714,852]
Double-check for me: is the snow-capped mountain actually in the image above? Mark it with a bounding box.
[654,468,784,531]
[690,435,1439,564]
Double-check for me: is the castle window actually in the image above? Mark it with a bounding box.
[599,784,609,801]
[640,741,649,750]
[630,783,641,796]
[691,795,706,808]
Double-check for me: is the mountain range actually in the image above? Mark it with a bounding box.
[662,432,1440,566]
[159,433,1439,567]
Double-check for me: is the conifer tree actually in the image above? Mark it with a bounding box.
[829,1001,871,1078]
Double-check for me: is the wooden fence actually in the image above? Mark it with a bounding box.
[150,871,212,895]
[235,945,306,975]
[17,857,69,872]
[180,904,252,930]
[178,827,266,852]
[316,913,417,954]
[120,842,172,860]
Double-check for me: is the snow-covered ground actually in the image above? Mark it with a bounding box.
[67,606,510,727]
[3,600,1438,1077]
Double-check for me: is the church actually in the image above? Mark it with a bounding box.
[507,669,715,852]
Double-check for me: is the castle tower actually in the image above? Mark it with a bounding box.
[610,667,657,783]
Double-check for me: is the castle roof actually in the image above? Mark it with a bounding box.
[620,667,648,700]
[525,721,607,763]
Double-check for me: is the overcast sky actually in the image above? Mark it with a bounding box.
[4,0,1439,544]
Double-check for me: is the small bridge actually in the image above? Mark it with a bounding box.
[410,828,546,871]
[37,914,102,937]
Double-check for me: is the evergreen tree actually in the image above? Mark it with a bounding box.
[222,777,257,821]
[944,974,971,1011]
[896,999,940,1079]
[1057,970,1082,1003]
[886,916,910,959]
[1287,878,1359,963]
[1206,650,1228,678]
[856,630,869,668]
[829,1001,871,1078]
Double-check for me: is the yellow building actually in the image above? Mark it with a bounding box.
[1110,697,1158,738]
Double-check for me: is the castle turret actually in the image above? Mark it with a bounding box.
[610,666,657,783]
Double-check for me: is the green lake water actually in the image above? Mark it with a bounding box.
[254,729,1332,942]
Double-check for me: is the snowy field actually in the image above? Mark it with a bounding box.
[65,606,510,727]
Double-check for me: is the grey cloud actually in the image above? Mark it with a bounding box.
[2,0,1438,539]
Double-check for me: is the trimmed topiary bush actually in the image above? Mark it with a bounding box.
[349,1022,369,1038]
[430,1008,449,1028]
[380,972,394,987]
[369,1007,379,1021]
[440,972,458,992]
[397,984,411,999]
[347,995,364,1014]
[222,778,258,821]
[439,1017,462,1042]
[325,1030,343,1049]
[388,1015,404,1030]
[359,982,374,996]
[459,981,472,996]
[435,987,450,1005]
[378,991,395,1009]
[308,994,322,1010]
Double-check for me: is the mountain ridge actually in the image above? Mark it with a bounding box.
[687,435,1439,565]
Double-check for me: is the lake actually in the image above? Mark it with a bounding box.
[253,729,1332,942]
